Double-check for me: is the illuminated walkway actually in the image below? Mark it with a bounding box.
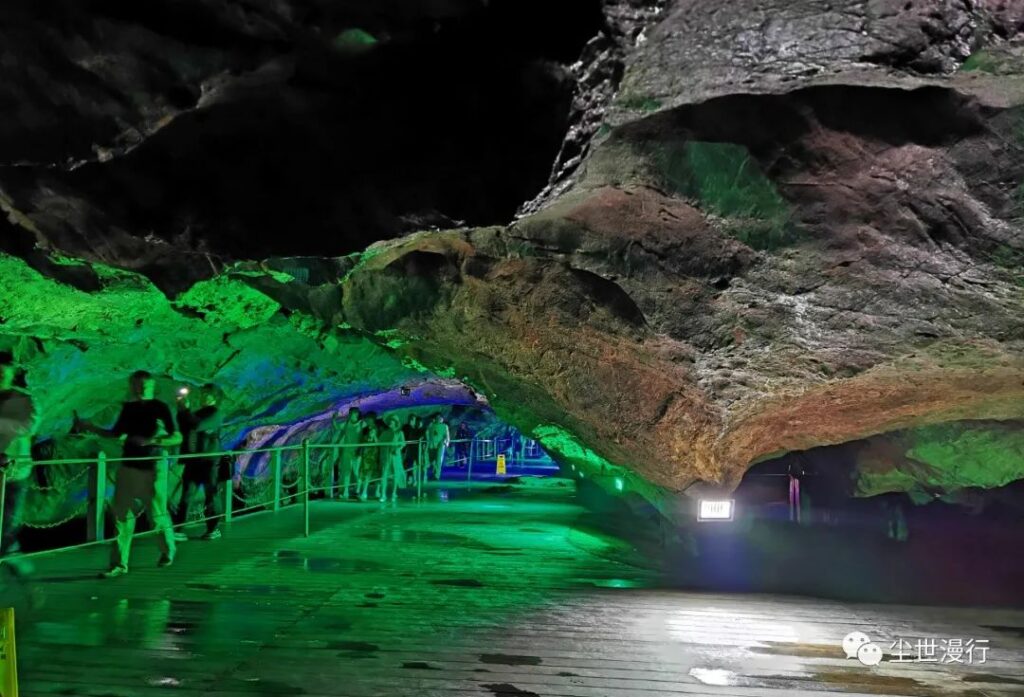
[11,481,1024,697]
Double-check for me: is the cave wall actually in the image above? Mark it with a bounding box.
[0,0,606,290]
[1,0,1022,510]
[256,0,1024,497]
[0,251,418,450]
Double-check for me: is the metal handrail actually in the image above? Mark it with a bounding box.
[0,434,541,564]
[0,437,441,564]
[26,436,467,467]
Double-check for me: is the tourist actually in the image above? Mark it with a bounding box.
[425,414,450,481]
[75,370,180,577]
[0,352,37,575]
[454,421,471,467]
[403,414,425,490]
[334,407,365,499]
[172,383,225,541]
[379,414,407,503]
[356,414,381,502]
[315,413,343,497]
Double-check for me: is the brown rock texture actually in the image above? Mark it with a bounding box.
[302,1,1024,494]
[1,0,1022,501]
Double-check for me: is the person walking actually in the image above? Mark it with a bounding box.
[403,414,425,492]
[76,370,181,578]
[356,415,381,502]
[453,422,471,467]
[172,383,225,541]
[425,414,450,481]
[379,414,407,503]
[334,408,365,499]
[0,352,37,576]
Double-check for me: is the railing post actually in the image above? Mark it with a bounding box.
[467,439,474,483]
[223,455,233,528]
[272,449,282,512]
[788,474,801,524]
[302,440,310,537]
[416,441,423,500]
[87,452,106,542]
[1,607,19,697]
[0,472,7,559]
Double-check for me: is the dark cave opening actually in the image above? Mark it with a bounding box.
[668,438,1024,607]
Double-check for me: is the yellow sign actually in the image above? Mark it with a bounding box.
[496,454,506,475]
[0,608,17,697]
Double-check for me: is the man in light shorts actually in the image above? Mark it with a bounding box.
[76,370,181,577]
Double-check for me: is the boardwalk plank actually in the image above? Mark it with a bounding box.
[10,487,1024,697]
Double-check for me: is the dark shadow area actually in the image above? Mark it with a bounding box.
[675,450,1024,608]
[619,85,985,157]
[569,434,1024,608]
[0,0,604,260]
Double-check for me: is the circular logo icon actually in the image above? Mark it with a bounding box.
[857,642,883,666]
[842,631,871,659]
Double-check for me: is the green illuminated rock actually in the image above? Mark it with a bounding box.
[0,0,1022,513]
[333,28,378,53]
[855,422,1024,497]
[0,253,416,447]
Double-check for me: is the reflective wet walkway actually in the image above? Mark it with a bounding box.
[10,481,1024,696]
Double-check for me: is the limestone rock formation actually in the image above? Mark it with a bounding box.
[286,0,1024,495]
[0,252,415,445]
[1,0,1022,506]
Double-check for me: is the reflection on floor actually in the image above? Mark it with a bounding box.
[9,479,1024,696]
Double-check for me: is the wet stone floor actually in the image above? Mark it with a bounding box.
[7,481,1024,697]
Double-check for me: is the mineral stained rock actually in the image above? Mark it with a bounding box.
[1,0,1023,501]
[310,0,1024,494]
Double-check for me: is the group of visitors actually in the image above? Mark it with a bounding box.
[0,353,455,580]
[72,370,225,578]
[318,409,450,502]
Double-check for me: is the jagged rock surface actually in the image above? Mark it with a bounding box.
[0,252,415,449]
[272,1,1024,495]
[0,0,601,290]
[1,0,1022,501]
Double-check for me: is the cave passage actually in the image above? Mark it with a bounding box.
[3,1,1024,693]
[666,447,1024,608]
[7,375,1024,696]
[14,382,562,558]
[240,399,562,486]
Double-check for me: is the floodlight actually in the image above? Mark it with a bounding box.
[698,499,734,521]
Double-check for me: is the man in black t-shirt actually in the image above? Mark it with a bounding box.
[173,383,225,541]
[76,370,181,578]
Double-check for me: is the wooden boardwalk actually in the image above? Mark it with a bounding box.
[8,481,1024,697]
